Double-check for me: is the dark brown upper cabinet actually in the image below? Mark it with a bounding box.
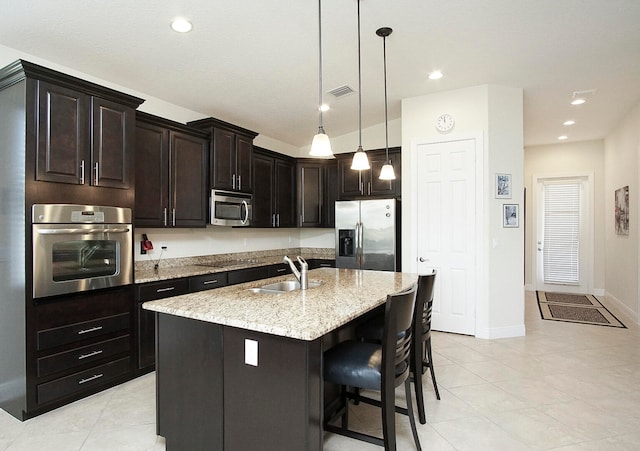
[337,147,401,199]
[35,80,137,190]
[135,112,209,228]
[296,159,337,228]
[187,117,258,193]
[252,147,296,228]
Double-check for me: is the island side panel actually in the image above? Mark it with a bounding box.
[223,326,323,451]
[156,313,224,450]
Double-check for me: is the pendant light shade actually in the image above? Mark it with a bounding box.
[351,0,369,171]
[351,145,370,170]
[377,27,396,181]
[309,0,334,158]
[310,127,333,156]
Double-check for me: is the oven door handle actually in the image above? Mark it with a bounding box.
[36,227,131,235]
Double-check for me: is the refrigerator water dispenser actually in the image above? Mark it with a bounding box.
[338,229,355,257]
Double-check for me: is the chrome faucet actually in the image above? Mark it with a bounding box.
[283,255,308,290]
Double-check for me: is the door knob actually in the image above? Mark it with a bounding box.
[419,257,426,262]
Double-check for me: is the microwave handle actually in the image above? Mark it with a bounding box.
[241,200,249,225]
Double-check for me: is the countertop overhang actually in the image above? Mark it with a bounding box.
[143,268,418,341]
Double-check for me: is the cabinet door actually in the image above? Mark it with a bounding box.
[91,97,134,189]
[275,158,296,227]
[171,131,209,227]
[297,163,323,227]
[252,153,275,227]
[36,81,89,184]
[338,158,363,198]
[369,149,401,197]
[134,122,170,227]
[236,134,253,192]
[212,128,235,190]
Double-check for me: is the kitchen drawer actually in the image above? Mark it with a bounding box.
[267,263,291,278]
[190,272,228,292]
[138,278,189,301]
[227,267,269,285]
[309,259,335,269]
[37,335,130,378]
[37,357,130,405]
[37,313,129,351]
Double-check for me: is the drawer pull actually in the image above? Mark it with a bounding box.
[156,287,176,293]
[203,280,219,285]
[78,373,104,385]
[78,350,103,360]
[77,326,103,335]
[276,268,286,273]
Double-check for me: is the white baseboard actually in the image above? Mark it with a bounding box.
[475,324,526,339]
[604,291,638,325]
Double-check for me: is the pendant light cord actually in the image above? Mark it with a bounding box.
[357,0,362,149]
[383,32,389,162]
[318,0,324,130]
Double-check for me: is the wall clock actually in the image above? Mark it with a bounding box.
[435,113,455,132]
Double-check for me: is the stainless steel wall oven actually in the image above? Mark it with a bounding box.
[32,204,133,299]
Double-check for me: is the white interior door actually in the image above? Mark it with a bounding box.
[534,175,592,294]
[416,139,477,335]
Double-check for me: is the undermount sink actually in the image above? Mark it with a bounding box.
[249,280,322,294]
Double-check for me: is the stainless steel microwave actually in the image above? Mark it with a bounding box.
[210,190,252,226]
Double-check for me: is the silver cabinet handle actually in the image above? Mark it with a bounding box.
[238,175,242,191]
[156,287,175,293]
[276,213,280,227]
[94,162,99,185]
[79,374,104,385]
[78,326,103,335]
[232,174,236,190]
[172,208,176,227]
[80,160,85,184]
[163,208,167,227]
[202,279,219,285]
[276,268,286,273]
[78,350,103,360]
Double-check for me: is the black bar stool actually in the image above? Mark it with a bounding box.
[323,285,421,451]
[356,271,439,424]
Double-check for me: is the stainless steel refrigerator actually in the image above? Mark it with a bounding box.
[335,199,400,271]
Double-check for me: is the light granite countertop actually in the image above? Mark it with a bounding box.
[135,248,334,284]
[143,268,418,341]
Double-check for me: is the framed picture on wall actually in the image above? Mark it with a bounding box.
[503,204,519,228]
[495,173,512,198]
[615,185,629,235]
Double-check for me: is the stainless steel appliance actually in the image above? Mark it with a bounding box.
[335,199,400,271]
[210,190,252,226]
[32,204,133,299]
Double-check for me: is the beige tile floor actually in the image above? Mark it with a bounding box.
[2,290,640,450]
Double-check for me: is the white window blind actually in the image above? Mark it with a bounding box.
[543,182,581,285]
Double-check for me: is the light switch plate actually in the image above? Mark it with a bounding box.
[245,339,258,366]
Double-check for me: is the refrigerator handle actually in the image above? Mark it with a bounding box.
[357,221,364,266]
[354,222,360,266]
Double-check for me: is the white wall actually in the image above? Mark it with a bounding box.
[604,102,640,318]
[402,85,525,339]
[524,140,605,293]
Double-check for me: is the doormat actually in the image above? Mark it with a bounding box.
[537,291,626,328]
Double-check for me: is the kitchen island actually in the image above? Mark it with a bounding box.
[143,267,417,451]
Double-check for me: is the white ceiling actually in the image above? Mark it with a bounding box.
[2,0,639,148]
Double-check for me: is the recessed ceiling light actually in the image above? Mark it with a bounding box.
[563,120,576,126]
[428,71,443,80]
[170,18,193,33]
[558,135,568,140]
[570,98,586,105]
[319,104,330,112]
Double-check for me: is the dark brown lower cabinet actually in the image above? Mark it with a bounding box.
[156,314,323,451]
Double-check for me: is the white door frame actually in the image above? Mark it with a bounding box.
[409,133,484,336]
[531,172,594,294]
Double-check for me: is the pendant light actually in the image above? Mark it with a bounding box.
[309,0,334,157]
[377,27,396,180]
[350,0,370,170]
